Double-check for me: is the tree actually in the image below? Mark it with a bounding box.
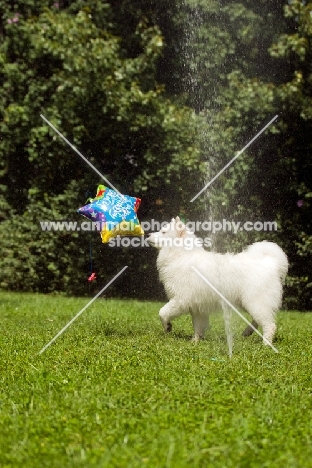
[211,0,312,310]
[0,1,204,296]
[1,0,311,309]
[178,0,312,309]
[139,0,312,309]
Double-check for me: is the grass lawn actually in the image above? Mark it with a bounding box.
[0,290,312,468]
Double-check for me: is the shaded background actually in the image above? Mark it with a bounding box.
[0,0,311,309]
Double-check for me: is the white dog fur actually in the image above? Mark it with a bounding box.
[147,217,288,345]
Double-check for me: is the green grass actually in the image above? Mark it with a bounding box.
[0,291,312,468]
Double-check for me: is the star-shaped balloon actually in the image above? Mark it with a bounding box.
[77,185,144,243]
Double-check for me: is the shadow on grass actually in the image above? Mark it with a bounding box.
[88,322,194,341]
[88,320,160,338]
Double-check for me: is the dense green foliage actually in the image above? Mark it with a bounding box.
[1,292,312,467]
[0,0,204,296]
[0,0,311,308]
[207,1,312,309]
[158,0,312,309]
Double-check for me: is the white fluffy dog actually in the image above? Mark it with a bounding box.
[147,217,288,345]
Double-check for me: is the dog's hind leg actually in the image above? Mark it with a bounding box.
[159,299,187,333]
[244,304,276,345]
[191,312,209,342]
[261,322,277,345]
[242,320,258,337]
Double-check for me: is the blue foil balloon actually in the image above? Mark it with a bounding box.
[77,185,144,243]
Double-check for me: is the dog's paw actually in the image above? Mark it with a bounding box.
[191,335,203,343]
[242,327,254,337]
[242,321,258,337]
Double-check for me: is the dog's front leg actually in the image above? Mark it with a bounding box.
[191,313,209,342]
[159,299,185,333]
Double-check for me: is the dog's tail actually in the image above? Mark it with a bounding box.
[246,241,288,283]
